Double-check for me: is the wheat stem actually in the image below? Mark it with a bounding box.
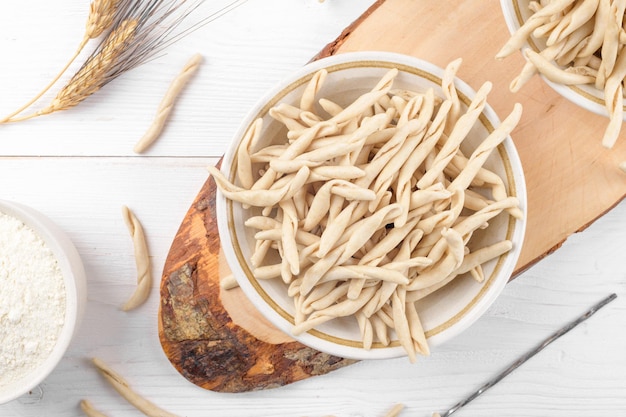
[1,0,121,123]
[5,19,137,123]
[2,0,245,124]
[0,37,89,123]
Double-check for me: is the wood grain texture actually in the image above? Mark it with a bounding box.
[333,0,626,273]
[158,0,626,394]
[158,170,355,393]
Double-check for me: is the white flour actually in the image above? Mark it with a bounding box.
[0,211,66,387]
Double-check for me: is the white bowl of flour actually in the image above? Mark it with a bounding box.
[0,200,86,404]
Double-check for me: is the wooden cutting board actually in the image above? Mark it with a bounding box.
[158,0,626,393]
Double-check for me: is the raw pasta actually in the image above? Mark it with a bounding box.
[497,0,626,149]
[120,206,152,311]
[134,53,202,153]
[80,400,110,417]
[92,358,180,417]
[209,60,522,361]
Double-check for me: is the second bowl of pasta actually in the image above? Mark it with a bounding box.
[211,51,527,361]
[498,0,626,148]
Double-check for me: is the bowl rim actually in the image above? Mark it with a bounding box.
[0,200,86,404]
[216,51,527,360]
[498,0,626,119]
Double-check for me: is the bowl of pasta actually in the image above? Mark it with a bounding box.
[211,51,527,361]
[498,0,626,148]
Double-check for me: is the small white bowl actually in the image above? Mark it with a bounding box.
[0,200,86,404]
[216,51,527,360]
[499,0,623,119]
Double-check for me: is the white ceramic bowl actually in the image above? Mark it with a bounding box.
[499,0,624,119]
[0,200,86,404]
[216,51,527,360]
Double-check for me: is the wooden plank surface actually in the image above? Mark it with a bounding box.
[158,0,626,393]
[330,0,626,272]
[158,168,356,393]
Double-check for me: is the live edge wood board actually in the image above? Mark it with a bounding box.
[158,0,626,393]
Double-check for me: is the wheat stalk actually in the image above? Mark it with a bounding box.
[9,19,137,122]
[1,0,124,123]
[46,19,137,114]
[2,0,249,124]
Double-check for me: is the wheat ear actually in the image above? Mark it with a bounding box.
[0,0,121,123]
[86,0,122,39]
[7,19,137,123]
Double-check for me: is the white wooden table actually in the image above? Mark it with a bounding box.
[1,1,625,416]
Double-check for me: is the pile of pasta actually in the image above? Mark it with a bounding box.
[497,0,626,148]
[208,59,523,362]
